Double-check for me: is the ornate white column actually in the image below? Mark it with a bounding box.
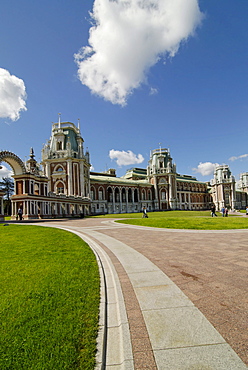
[68,160,73,195]
[119,187,122,213]
[126,189,128,212]
[112,187,115,213]
[80,162,85,196]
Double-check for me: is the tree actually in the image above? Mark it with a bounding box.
[0,177,14,215]
[0,177,14,199]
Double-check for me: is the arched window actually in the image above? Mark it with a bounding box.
[57,181,64,194]
[161,190,166,200]
[128,189,132,203]
[90,186,95,200]
[134,189,138,202]
[115,188,120,202]
[148,190,152,200]
[34,183,39,195]
[56,166,63,172]
[122,188,126,202]
[98,187,104,200]
[107,187,113,202]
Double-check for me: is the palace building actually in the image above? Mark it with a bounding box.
[0,120,247,220]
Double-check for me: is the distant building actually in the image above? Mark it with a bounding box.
[0,120,247,219]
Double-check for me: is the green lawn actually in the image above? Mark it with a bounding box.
[0,225,100,370]
[95,210,248,230]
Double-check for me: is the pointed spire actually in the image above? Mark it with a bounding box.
[30,147,35,159]
[78,118,80,131]
[58,113,61,128]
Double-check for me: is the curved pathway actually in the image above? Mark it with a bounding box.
[39,218,247,369]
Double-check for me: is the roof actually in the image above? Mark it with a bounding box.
[176,175,206,185]
[90,174,151,186]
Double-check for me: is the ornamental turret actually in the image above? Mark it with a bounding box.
[41,119,90,197]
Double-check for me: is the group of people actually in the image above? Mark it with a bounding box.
[211,205,228,217]
[221,206,229,217]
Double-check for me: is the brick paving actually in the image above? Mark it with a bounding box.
[97,224,248,366]
[43,218,248,367]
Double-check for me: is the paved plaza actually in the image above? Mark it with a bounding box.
[37,217,248,369]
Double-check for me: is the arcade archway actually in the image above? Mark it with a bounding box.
[0,151,26,175]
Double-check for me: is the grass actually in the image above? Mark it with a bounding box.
[94,210,248,230]
[0,225,100,370]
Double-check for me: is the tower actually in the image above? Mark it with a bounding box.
[41,121,90,197]
[147,148,177,210]
[211,165,236,210]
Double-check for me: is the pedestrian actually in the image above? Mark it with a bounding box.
[246,206,248,216]
[17,207,23,220]
[211,205,217,217]
[225,207,228,217]
[142,206,148,218]
[221,206,225,217]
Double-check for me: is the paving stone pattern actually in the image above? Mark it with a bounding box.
[97,224,248,366]
[40,218,248,368]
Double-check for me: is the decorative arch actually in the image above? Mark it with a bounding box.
[54,164,65,172]
[0,151,26,175]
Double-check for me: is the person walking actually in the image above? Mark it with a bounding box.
[221,206,225,217]
[211,205,217,217]
[17,207,23,220]
[225,207,228,217]
[142,206,148,218]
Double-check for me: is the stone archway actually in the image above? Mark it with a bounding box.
[0,151,26,175]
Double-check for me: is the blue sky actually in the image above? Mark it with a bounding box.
[0,0,248,183]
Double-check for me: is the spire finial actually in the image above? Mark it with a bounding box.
[58,113,61,128]
[78,118,80,131]
[159,143,162,154]
[30,147,35,159]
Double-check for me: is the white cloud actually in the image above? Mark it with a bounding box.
[109,149,144,166]
[0,164,13,178]
[229,154,248,161]
[0,68,27,121]
[75,0,203,105]
[192,162,219,176]
[149,87,158,95]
